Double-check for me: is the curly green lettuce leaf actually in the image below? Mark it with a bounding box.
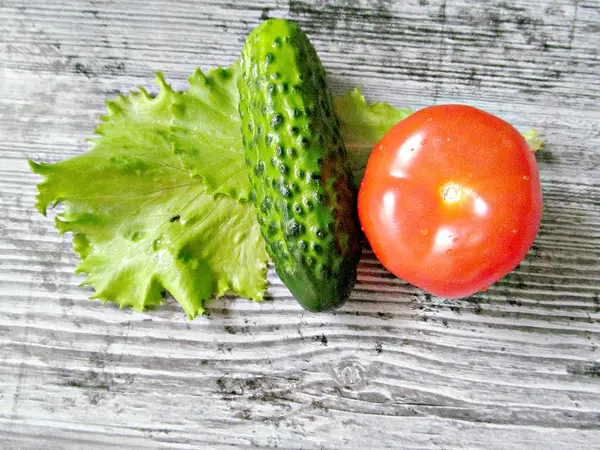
[170,64,251,200]
[522,128,544,152]
[334,88,412,186]
[30,74,267,318]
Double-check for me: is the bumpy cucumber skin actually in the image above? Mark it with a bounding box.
[238,19,361,312]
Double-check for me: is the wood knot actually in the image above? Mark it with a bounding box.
[334,359,368,390]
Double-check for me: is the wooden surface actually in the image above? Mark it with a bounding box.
[1,0,600,448]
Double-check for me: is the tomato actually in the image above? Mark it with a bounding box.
[357,105,542,299]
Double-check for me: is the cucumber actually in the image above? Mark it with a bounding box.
[238,19,361,312]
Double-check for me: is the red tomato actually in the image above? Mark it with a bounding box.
[358,105,542,299]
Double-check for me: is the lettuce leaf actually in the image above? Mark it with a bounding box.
[522,128,544,152]
[30,74,267,318]
[171,65,251,200]
[334,88,412,186]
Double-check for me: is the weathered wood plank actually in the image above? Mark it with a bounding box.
[1,0,600,448]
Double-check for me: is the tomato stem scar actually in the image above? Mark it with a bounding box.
[441,182,463,204]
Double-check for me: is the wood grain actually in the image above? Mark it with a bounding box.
[1,0,599,448]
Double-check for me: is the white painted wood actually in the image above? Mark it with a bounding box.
[1,0,599,448]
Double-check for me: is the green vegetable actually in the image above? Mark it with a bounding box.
[522,128,544,152]
[171,65,251,200]
[238,19,362,312]
[30,72,267,318]
[334,88,412,187]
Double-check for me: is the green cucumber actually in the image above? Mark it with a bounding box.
[238,19,361,312]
